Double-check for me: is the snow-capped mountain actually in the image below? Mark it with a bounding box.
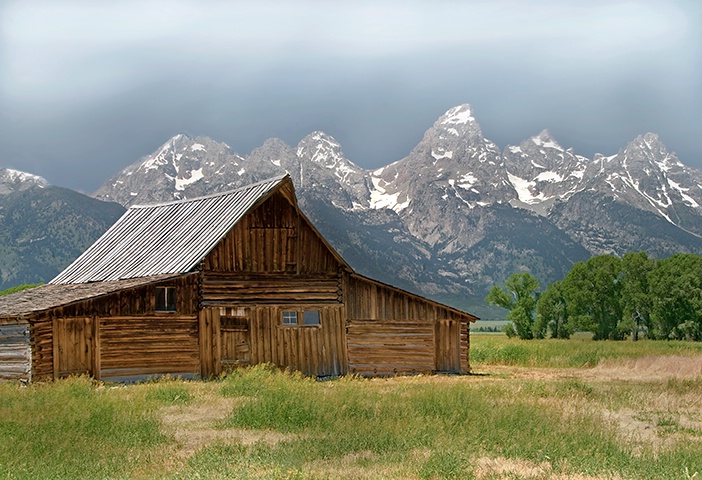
[0,167,48,194]
[93,104,702,310]
[503,130,590,215]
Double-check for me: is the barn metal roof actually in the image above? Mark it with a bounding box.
[51,175,289,284]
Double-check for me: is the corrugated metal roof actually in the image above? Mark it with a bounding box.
[51,175,289,284]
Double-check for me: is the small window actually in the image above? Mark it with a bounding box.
[282,310,298,325]
[303,310,320,326]
[155,286,176,312]
[281,309,321,326]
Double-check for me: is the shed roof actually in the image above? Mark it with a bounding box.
[51,175,290,284]
[0,274,183,318]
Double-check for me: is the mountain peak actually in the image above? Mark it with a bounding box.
[439,104,476,126]
[296,131,364,176]
[529,130,562,150]
[0,167,49,195]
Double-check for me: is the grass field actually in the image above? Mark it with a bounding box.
[1,335,701,479]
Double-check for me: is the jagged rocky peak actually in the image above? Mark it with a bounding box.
[297,131,348,166]
[296,131,366,186]
[436,104,481,135]
[0,167,49,195]
[622,133,684,171]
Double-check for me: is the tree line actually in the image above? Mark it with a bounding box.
[485,252,702,341]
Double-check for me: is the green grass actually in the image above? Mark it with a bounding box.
[470,333,702,368]
[0,376,192,479]
[1,340,702,479]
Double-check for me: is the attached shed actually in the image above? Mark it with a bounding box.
[0,175,476,382]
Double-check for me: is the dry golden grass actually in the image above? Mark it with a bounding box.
[146,355,702,479]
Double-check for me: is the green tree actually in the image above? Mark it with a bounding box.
[619,252,654,341]
[485,272,541,339]
[649,254,702,340]
[561,255,623,340]
[536,280,573,339]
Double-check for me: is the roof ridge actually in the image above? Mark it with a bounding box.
[130,174,290,209]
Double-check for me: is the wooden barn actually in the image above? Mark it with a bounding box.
[0,175,476,383]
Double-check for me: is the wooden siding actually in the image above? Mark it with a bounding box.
[201,272,342,305]
[346,275,472,376]
[99,316,199,380]
[0,322,31,381]
[203,191,339,275]
[23,275,199,381]
[200,305,347,378]
[347,320,435,375]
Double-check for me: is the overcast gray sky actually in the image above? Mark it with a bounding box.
[1,0,700,192]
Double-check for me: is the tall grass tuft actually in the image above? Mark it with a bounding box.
[0,376,166,479]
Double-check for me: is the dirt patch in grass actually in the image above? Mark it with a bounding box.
[472,354,702,383]
[474,456,624,480]
[589,355,702,382]
[159,395,297,460]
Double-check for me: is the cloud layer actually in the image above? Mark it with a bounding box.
[1,0,700,191]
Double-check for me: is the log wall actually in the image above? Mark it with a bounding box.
[201,272,342,305]
[0,322,31,382]
[346,275,472,375]
[99,316,199,380]
[25,275,199,381]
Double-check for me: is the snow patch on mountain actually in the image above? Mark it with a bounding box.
[175,168,204,191]
[535,171,563,183]
[441,105,475,126]
[668,179,700,208]
[369,177,410,213]
[190,143,206,152]
[508,173,550,205]
[431,149,453,161]
[4,168,47,185]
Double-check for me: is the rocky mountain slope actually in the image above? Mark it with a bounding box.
[93,104,702,311]
[0,178,125,290]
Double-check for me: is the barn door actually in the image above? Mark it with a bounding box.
[435,319,460,373]
[54,317,94,378]
[220,308,251,370]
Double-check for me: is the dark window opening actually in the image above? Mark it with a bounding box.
[155,286,176,312]
[303,310,321,325]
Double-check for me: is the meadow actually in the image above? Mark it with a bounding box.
[1,335,701,479]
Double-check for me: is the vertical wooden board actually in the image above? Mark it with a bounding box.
[268,308,278,365]
[304,328,313,375]
[93,316,101,380]
[53,318,61,378]
[261,308,271,363]
[198,311,210,377]
[268,309,278,365]
[252,307,266,363]
[311,325,320,376]
[334,309,346,375]
[276,320,285,367]
[213,309,222,375]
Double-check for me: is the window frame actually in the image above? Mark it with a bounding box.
[155,286,177,313]
[280,308,321,327]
